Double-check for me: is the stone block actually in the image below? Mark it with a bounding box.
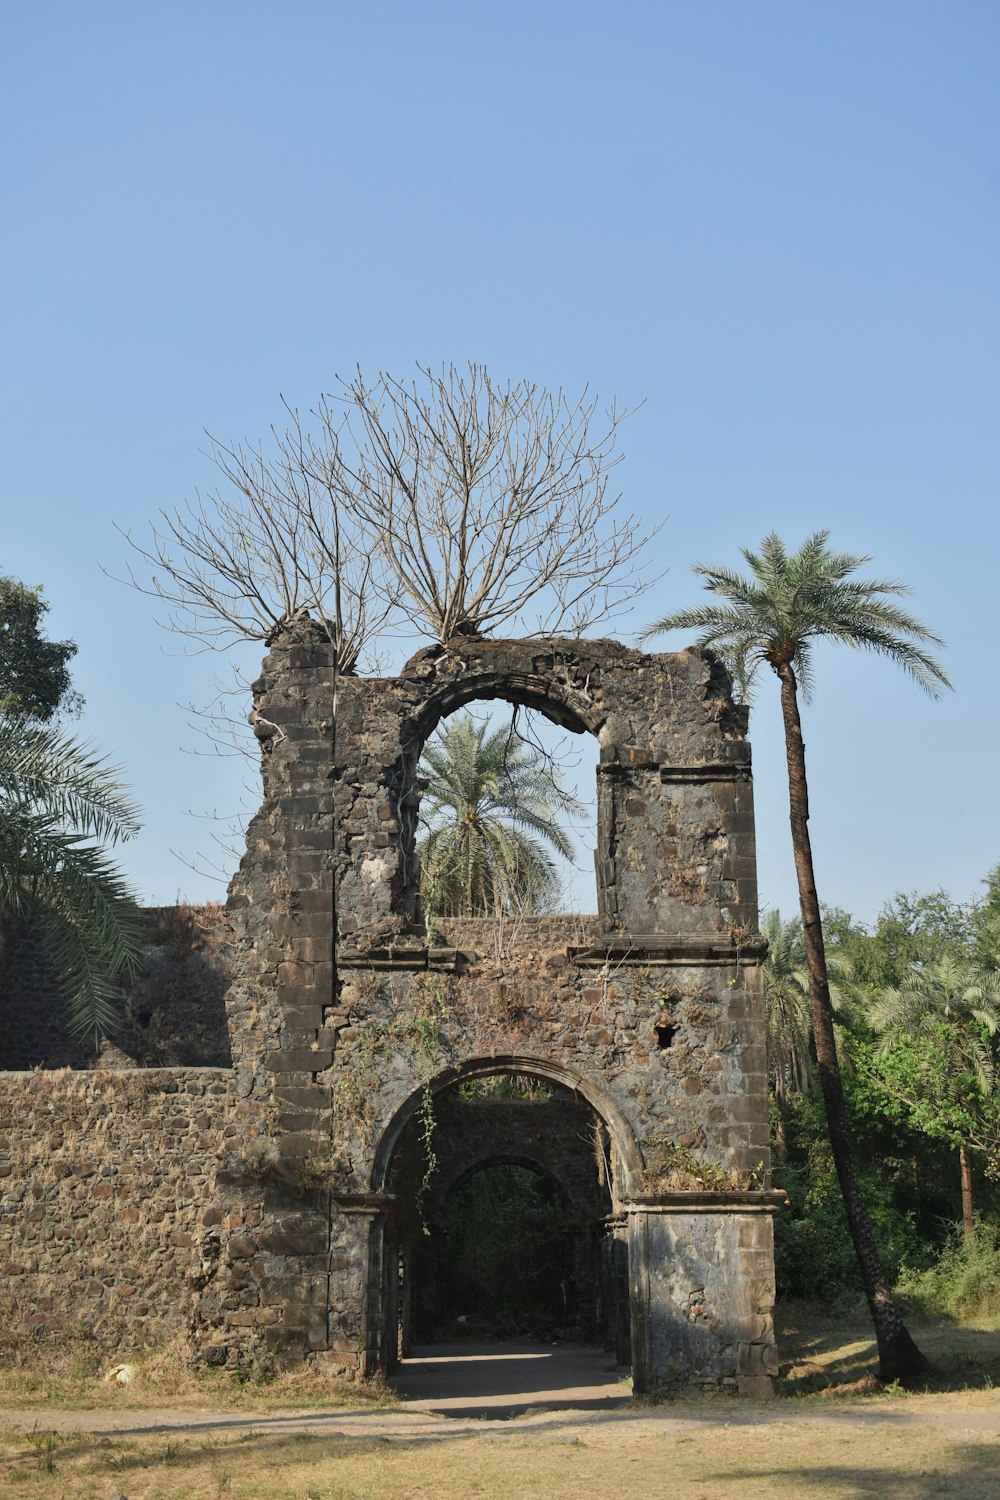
[737,1375,775,1398]
[267,1048,333,1074]
[297,938,334,963]
[290,890,335,913]
[274,1085,330,1110]
[276,1131,324,1158]
[278,961,314,987]
[263,1227,329,1257]
[226,1235,258,1260]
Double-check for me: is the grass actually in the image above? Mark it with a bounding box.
[0,1332,397,1414]
[895,1224,1000,1321]
[0,1417,998,1499]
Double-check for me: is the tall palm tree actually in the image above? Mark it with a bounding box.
[0,713,144,1041]
[643,530,951,1383]
[418,713,581,919]
[870,954,1000,1235]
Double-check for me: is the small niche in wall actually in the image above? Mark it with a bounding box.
[653,1018,677,1049]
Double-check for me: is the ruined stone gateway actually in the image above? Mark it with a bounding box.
[0,626,781,1393]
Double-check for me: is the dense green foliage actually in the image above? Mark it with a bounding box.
[417,712,581,918]
[770,881,1000,1311]
[0,573,81,721]
[896,1224,1000,1320]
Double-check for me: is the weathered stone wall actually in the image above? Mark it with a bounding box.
[0,1066,352,1369]
[0,905,232,1071]
[0,1069,237,1350]
[328,925,769,1196]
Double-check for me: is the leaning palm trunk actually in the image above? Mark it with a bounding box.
[778,661,929,1382]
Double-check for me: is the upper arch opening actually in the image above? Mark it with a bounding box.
[399,638,618,746]
[410,699,595,922]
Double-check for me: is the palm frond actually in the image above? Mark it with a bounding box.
[0,712,143,1040]
[0,715,140,844]
[642,529,951,704]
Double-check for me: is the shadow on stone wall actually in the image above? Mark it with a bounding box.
[0,903,233,1070]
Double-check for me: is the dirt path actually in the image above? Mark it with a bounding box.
[1,1343,998,1440]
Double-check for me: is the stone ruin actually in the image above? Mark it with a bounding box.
[0,624,781,1393]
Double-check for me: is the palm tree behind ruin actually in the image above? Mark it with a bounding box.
[417,712,582,920]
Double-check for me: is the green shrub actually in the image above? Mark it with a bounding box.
[896,1224,1000,1320]
[773,1164,926,1304]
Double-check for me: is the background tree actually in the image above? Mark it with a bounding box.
[0,714,143,1041]
[0,572,82,721]
[418,712,582,919]
[870,954,1000,1234]
[973,865,1000,973]
[642,530,951,1383]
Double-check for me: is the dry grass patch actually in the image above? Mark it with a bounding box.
[1,1420,999,1499]
[0,1332,395,1415]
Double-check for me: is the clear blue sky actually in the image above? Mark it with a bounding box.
[2,0,997,925]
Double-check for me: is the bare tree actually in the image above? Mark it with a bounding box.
[115,406,394,888]
[117,404,385,671]
[315,363,654,641]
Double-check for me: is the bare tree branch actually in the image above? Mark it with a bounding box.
[316,363,659,641]
[114,403,392,671]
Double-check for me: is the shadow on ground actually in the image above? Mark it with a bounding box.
[390,1341,631,1417]
[777,1312,1000,1396]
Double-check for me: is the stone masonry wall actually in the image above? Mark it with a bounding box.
[0,1068,345,1369]
[0,1070,236,1351]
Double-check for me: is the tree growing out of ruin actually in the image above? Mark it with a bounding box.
[120,363,653,664]
[319,365,650,641]
[118,407,383,672]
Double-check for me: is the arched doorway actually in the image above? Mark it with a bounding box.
[373,1060,637,1379]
